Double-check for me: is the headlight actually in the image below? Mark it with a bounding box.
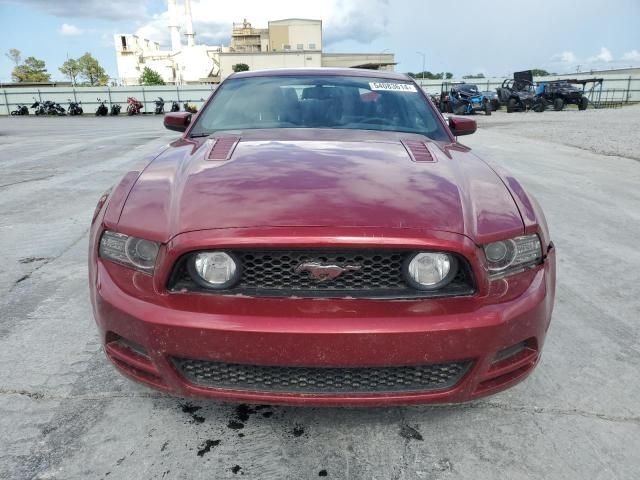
[405,252,458,290]
[484,234,542,276]
[99,231,160,273]
[187,251,240,289]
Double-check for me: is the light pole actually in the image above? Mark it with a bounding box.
[416,51,426,83]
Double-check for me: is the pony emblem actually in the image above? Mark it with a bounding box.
[294,262,362,282]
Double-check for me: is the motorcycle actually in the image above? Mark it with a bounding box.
[170,100,180,112]
[154,97,165,114]
[183,101,198,113]
[110,104,121,116]
[95,98,108,116]
[42,100,65,115]
[67,99,83,116]
[127,96,143,115]
[31,98,46,115]
[10,104,29,115]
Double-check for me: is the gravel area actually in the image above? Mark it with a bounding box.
[474,103,640,160]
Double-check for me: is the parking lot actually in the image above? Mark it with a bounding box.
[1,109,639,479]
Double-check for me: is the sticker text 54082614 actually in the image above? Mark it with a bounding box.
[369,82,418,93]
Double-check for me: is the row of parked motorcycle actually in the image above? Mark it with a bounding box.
[10,97,198,116]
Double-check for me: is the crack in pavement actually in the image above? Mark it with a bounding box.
[10,227,90,290]
[0,174,56,189]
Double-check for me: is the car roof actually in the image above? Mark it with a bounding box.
[230,67,411,81]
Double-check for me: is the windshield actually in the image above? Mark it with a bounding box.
[457,84,479,93]
[190,75,449,141]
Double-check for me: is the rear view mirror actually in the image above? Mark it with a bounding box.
[448,116,477,136]
[164,112,192,132]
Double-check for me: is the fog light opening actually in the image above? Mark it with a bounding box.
[493,341,526,364]
[106,332,150,359]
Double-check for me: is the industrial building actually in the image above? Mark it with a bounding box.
[114,1,395,85]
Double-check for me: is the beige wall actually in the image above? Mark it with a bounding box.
[322,53,395,70]
[268,20,322,52]
[268,25,289,51]
[219,52,322,79]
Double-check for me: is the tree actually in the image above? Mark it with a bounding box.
[407,71,454,80]
[77,52,109,86]
[462,73,485,79]
[5,48,21,66]
[531,68,552,77]
[59,58,81,85]
[232,63,250,72]
[12,56,50,82]
[139,66,165,85]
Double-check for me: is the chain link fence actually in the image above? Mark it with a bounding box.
[2,75,638,115]
[1,85,217,115]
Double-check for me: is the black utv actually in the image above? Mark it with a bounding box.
[536,81,589,111]
[497,71,545,113]
[496,78,544,113]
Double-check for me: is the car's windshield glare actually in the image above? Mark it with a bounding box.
[190,75,448,141]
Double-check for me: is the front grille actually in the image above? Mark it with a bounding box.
[173,358,471,394]
[168,249,475,299]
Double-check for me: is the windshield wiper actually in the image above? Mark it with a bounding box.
[189,132,213,138]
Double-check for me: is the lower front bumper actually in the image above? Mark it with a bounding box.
[92,251,555,406]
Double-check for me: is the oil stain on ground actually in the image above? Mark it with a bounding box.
[399,424,424,441]
[227,404,275,431]
[180,402,205,424]
[291,423,306,438]
[197,439,221,457]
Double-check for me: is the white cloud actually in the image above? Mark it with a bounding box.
[551,51,577,64]
[11,0,145,20]
[621,49,640,62]
[133,0,389,48]
[587,47,613,63]
[60,23,83,36]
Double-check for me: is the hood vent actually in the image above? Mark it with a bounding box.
[208,136,240,161]
[402,140,436,162]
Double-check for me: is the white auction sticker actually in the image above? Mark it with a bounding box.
[369,82,417,92]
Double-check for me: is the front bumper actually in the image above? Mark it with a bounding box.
[91,244,555,406]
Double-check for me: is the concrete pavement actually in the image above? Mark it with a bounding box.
[0,113,638,479]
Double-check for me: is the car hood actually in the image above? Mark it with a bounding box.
[115,129,524,244]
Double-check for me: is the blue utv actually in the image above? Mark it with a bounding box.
[439,82,491,115]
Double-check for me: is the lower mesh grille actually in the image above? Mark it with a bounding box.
[173,358,471,394]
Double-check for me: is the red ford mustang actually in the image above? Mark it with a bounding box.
[89,68,555,406]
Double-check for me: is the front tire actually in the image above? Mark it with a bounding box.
[554,98,564,111]
[578,97,588,110]
[484,101,491,116]
[533,98,545,113]
[507,98,517,113]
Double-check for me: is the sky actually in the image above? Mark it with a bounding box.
[0,0,638,83]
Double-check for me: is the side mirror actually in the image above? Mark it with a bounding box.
[448,116,477,136]
[164,112,192,132]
